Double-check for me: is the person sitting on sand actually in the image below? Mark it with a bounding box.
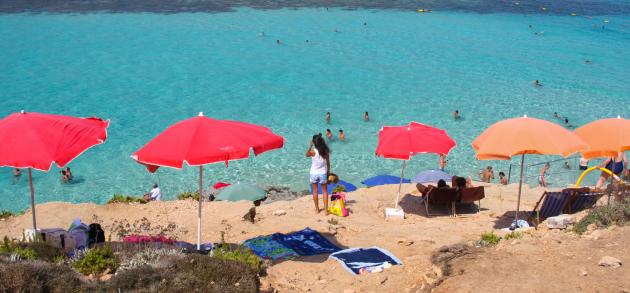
[306,134,331,214]
[338,129,346,141]
[13,168,21,178]
[499,172,508,185]
[534,80,543,87]
[452,175,474,202]
[453,110,461,119]
[143,184,162,202]
[438,154,447,171]
[364,111,369,122]
[326,112,331,123]
[538,163,550,188]
[326,129,334,141]
[478,166,494,183]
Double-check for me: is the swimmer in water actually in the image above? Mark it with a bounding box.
[326,129,334,141]
[276,39,281,44]
[259,32,265,37]
[364,111,369,122]
[584,59,592,64]
[534,80,543,87]
[306,39,309,43]
[364,22,367,26]
[339,129,346,141]
[453,110,461,119]
[334,28,339,33]
[564,118,574,128]
[13,168,21,178]
[326,112,331,123]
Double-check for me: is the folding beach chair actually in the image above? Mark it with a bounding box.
[563,187,603,214]
[425,188,458,217]
[528,191,572,227]
[456,186,485,215]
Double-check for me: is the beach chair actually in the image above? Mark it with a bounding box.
[456,186,485,215]
[563,188,603,214]
[425,188,457,217]
[527,191,572,227]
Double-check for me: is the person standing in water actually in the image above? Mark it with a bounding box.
[306,135,331,214]
[364,111,369,121]
[13,168,21,178]
[438,154,447,171]
[338,129,346,141]
[325,129,334,141]
[325,112,331,123]
[453,110,461,119]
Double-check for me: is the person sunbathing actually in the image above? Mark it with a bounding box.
[416,179,448,201]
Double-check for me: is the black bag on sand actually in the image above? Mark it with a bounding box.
[87,223,105,247]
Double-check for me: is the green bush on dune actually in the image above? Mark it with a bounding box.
[573,198,630,234]
[107,194,147,204]
[479,231,501,246]
[177,191,200,201]
[71,245,118,275]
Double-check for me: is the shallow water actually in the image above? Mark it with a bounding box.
[1,5,629,211]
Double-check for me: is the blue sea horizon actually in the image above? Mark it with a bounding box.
[1,3,629,212]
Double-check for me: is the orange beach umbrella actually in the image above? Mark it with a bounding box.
[574,116,630,159]
[472,116,586,223]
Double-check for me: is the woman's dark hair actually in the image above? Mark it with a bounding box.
[499,172,505,176]
[455,176,467,188]
[437,179,447,188]
[313,135,330,160]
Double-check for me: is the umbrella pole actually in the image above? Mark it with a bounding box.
[395,160,406,209]
[197,165,203,251]
[515,154,525,224]
[28,168,37,231]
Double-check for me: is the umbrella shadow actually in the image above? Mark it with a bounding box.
[492,211,531,229]
[399,193,428,216]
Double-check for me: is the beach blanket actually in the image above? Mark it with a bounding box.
[329,247,402,275]
[243,235,299,261]
[272,227,341,256]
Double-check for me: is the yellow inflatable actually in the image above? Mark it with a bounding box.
[575,166,621,187]
[417,9,432,13]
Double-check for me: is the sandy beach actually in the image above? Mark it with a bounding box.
[4,182,627,292]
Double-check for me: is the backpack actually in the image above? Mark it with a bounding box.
[87,223,105,247]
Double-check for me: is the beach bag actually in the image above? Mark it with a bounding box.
[39,228,76,253]
[88,223,105,247]
[329,193,348,217]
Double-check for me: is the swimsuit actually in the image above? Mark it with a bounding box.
[605,159,624,175]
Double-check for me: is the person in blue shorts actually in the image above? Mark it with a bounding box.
[306,134,331,214]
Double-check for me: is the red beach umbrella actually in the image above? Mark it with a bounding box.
[131,112,284,249]
[0,111,109,230]
[375,122,456,209]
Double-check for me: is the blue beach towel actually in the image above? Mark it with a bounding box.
[272,227,341,256]
[243,235,299,261]
[329,247,402,275]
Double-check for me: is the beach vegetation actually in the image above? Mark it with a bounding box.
[573,198,630,234]
[213,231,263,273]
[0,236,64,262]
[479,231,501,246]
[0,210,22,220]
[177,191,200,201]
[327,217,339,226]
[107,194,146,204]
[0,258,88,292]
[71,245,118,275]
[503,231,524,240]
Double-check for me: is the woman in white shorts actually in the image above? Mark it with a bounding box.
[306,134,331,214]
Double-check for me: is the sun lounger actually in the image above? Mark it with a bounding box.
[563,187,603,214]
[528,191,572,227]
[456,186,485,215]
[425,188,457,217]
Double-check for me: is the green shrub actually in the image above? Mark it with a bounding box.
[107,194,147,204]
[177,191,200,201]
[72,245,118,275]
[0,210,20,220]
[573,199,630,234]
[504,231,524,240]
[0,237,37,260]
[212,232,263,273]
[480,231,501,246]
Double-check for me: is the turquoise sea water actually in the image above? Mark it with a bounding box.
[1,6,629,211]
